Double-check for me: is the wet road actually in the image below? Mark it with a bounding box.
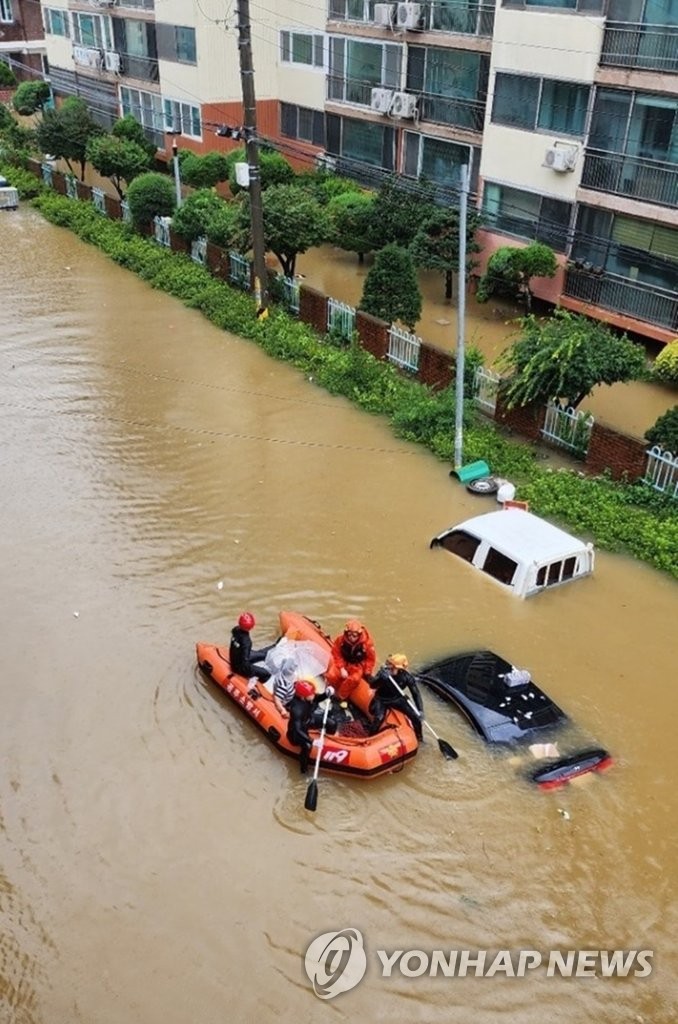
[1,208,677,1024]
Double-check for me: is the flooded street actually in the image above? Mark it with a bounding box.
[297,245,675,440]
[1,208,677,1024]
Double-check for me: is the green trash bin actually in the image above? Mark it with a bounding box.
[450,460,491,484]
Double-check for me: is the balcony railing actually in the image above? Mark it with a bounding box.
[564,268,678,333]
[120,54,160,84]
[601,23,678,73]
[418,92,486,132]
[327,75,376,107]
[118,0,155,9]
[581,150,678,210]
[328,0,494,35]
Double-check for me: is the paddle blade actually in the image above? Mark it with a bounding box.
[304,780,318,812]
[438,739,458,760]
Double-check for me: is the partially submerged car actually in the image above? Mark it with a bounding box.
[430,508,594,598]
[419,649,612,789]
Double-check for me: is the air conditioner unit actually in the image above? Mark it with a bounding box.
[396,2,422,29]
[89,0,115,6]
[390,91,418,119]
[314,151,337,173]
[543,145,578,172]
[371,87,394,114]
[374,3,395,27]
[103,50,121,74]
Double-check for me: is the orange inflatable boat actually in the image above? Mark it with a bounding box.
[196,610,419,778]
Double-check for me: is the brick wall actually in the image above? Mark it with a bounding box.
[586,421,648,481]
[105,195,121,220]
[299,285,328,335]
[52,169,67,195]
[495,389,545,441]
[169,228,189,255]
[356,310,388,360]
[76,181,92,202]
[419,341,455,391]
[205,242,230,281]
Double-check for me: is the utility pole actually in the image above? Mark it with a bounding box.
[171,139,182,207]
[453,164,470,471]
[236,0,268,313]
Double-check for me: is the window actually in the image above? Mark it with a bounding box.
[328,36,401,106]
[328,0,374,22]
[430,0,495,35]
[44,8,70,37]
[503,0,603,9]
[492,73,589,136]
[482,182,573,251]
[175,26,196,64]
[572,205,678,290]
[325,113,395,173]
[483,548,518,586]
[72,12,113,51]
[164,98,201,138]
[403,133,477,190]
[280,31,324,68]
[280,103,326,145]
[0,0,12,24]
[439,531,482,562]
[120,85,163,131]
[407,46,489,131]
[536,558,578,587]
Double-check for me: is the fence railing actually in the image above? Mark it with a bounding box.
[541,403,594,456]
[643,445,678,499]
[473,366,501,415]
[92,186,106,215]
[280,276,300,315]
[327,297,356,341]
[41,162,53,187]
[229,251,251,290]
[191,236,207,265]
[387,324,421,372]
[121,199,132,225]
[153,215,171,247]
[65,174,78,200]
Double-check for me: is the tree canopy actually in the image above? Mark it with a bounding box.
[253,183,328,277]
[85,133,151,199]
[228,148,295,194]
[410,206,481,299]
[178,150,230,189]
[369,176,435,250]
[125,171,175,228]
[360,243,422,330]
[497,309,648,410]
[36,98,102,179]
[171,188,227,244]
[477,243,558,310]
[111,114,157,162]
[645,405,678,452]
[13,80,51,116]
[327,191,375,263]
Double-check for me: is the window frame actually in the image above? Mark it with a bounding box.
[492,71,590,137]
[119,85,164,132]
[71,12,113,51]
[482,181,573,252]
[280,30,325,69]
[328,35,402,106]
[43,7,70,37]
[0,0,12,25]
[163,97,202,139]
[174,26,197,65]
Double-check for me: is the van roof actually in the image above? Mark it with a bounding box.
[451,509,590,564]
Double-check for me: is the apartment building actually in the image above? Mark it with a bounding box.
[0,0,46,82]
[36,0,678,343]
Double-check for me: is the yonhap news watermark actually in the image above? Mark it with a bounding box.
[304,929,654,1000]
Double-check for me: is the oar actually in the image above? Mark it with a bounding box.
[304,697,331,813]
[387,672,458,760]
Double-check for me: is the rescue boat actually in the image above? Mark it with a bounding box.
[196,610,419,779]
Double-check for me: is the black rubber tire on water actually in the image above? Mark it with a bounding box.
[466,477,499,495]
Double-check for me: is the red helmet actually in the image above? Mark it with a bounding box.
[294,679,316,699]
[344,619,363,638]
[238,612,255,631]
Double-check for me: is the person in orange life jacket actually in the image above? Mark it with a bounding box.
[325,619,376,701]
[229,611,272,686]
[287,679,335,774]
[369,653,424,741]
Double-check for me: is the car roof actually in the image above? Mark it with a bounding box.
[442,509,590,563]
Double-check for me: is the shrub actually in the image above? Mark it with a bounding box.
[0,162,43,197]
[360,243,422,330]
[179,151,230,188]
[653,340,678,385]
[0,62,17,88]
[645,405,678,453]
[13,80,51,116]
[126,171,175,227]
[172,188,225,244]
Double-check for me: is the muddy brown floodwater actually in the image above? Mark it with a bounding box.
[1,208,677,1024]
[296,245,676,440]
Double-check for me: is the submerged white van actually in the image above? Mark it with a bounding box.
[430,508,595,598]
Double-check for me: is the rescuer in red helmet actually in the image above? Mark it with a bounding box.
[229,611,272,686]
[286,679,335,773]
[325,619,377,701]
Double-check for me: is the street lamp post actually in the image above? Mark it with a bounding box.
[171,139,182,208]
[453,164,470,471]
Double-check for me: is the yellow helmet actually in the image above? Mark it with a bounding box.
[387,653,409,671]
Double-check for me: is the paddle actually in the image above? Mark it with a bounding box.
[386,672,458,760]
[304,695,332,813]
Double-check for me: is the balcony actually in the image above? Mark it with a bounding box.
[117,0,155,9]
[328,0,494,35]
[418,91,485,132]
[120,53,159,83]
[581,150,678,209]
[564,268,678,333]
[601,23,678,74]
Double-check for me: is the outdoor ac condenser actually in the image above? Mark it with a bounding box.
[390,91,418,119]
[543,146,578,172]
[396,2,422,29]
[371,88,394,114]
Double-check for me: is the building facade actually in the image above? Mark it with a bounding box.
[35,0,678,343]
[0,0,46,82]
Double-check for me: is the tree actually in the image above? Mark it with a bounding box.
[645,406,678,452]
[36,98,102,179]
[360,243,422,330]
[476,243,558,310]
[369,176,435,250]
[653,339,678,385]
[125,171,175,228]
[243,183,327,278]
[85,133,151,199]
[111,114,157,163]
[0,61,17,88]
[12,80,51,116]
[228,148,295,194]
[205,199,242,250]
[0,101,36,161]
[327,191,375,263]
[179,151,230,189]
[172,188,226,244]
[497,309,648,410]
[410,206,481,300]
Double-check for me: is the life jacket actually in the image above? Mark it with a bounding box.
[340,638,367,665]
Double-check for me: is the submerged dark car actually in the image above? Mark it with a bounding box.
[419,650,612,789]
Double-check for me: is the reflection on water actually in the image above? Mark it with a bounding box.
[296,245,676,440]
[0,208,676,1024]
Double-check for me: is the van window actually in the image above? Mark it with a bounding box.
[562,556,576,580]
[440,530,481,563]
[483,548,518,586]
[547,561,562,585]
